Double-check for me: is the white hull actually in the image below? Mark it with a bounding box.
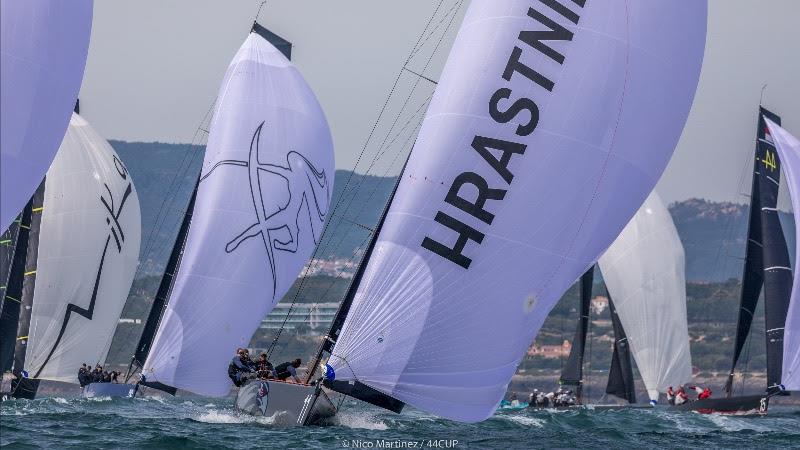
[235,379,336,426]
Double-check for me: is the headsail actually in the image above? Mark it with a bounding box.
[22,114,141,383]
[0,1,93,231]
[327,0,706,421]
[764,119,800,391]
[598,191,692,401]
[143,30,335,396]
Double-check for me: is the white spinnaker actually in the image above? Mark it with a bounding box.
[765,119,800,391]
[328,0,706,422]
[25,113,141,383]
[0,0,93,231]
[143,33,334,396]
[598,191,692,401]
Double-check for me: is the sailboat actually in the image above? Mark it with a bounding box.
[535,191,689,410]
[0,1,93,231]
[241,0,706,425]
[671,107,791,415]
[599,191,693,405]
[0,110,141,400]
[126,21,335,411]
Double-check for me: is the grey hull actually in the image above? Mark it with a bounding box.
[82,383,136,398]
[235,379,336,426]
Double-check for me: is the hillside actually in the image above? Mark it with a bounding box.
[112,140,796,283]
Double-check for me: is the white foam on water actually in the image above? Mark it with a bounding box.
[87,396,112,402]
[194,409,280,425]
[706,414,770,433]
[336,411,389,430]
[52,397,69,404]
[504,415,545,428]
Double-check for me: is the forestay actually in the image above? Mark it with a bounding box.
[598,191,692,401]
[328,0,706,422]
[143,32,334,396]
[765,119,800,391]
[0,0,93,231]
[25,113,141,383]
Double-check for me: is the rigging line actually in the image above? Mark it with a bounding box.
[407,0,464,61]
[134,102,213,278]
[311,1,460,262]
[312,97,430,265]
[265,4,452,347]
[268,1,463,357]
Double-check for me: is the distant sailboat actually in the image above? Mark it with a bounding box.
[0,111,141,400]
[599,191,693,405]
[242,0,706,425]
[673,107,791,415]
[0,1,93,231]
[134,21,335,403]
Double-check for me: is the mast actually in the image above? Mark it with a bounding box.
[0,201,33,374]
[726,107,791,396]
[129,178,200,380]
[303,160,409,413]
[10,181,45,399]
[605,294,637,404]
[559,266,593,403]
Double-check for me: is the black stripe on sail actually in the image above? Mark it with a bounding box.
[559,266,593,395]
[11,181,45,399]
[0,202,33,374]
[605,295,636,404]
[251,22,292,60]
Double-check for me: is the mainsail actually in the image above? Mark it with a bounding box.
[0,1,93,231]
[605,295,636,404]
[21,113,141,383]
[764,119,800,391]
[327,0,707,421]
[598,191,692,401]
[143,29,335,396]
[726,108,792,395]
[558,267,593,398]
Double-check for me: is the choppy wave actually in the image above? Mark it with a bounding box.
[1,395,798,449]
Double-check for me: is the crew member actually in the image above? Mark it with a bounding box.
[274,358,303,383]
[698,387,712,400]
[674,387,689,405]
[227,348,256,387]
[255,353,274,380]
[666,386,675,405]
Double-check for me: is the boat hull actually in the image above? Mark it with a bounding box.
[235,379,336,426]
[82,383,136,398]
[668,394,768,415]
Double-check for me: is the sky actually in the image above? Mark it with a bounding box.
[78,0,800,206]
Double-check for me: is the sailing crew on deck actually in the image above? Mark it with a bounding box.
[228,348,256,387]
[274,358,302,383]
[78,364,90,387]
[698,387,712,400]
[255,353,274,379]
[674,386,689,405]
[666,386,675,405]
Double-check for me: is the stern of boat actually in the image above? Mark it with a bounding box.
[235,379,336,426]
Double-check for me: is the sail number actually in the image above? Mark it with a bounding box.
[762,150,777,171]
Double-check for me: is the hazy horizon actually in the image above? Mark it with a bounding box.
[79,1,799,207]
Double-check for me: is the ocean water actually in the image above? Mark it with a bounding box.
[1,395,799,449]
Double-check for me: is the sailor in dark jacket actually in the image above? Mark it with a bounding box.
[274,358,302,383]
[255,353,274,380]
[78,364,89,387]
[227,348,256,387]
